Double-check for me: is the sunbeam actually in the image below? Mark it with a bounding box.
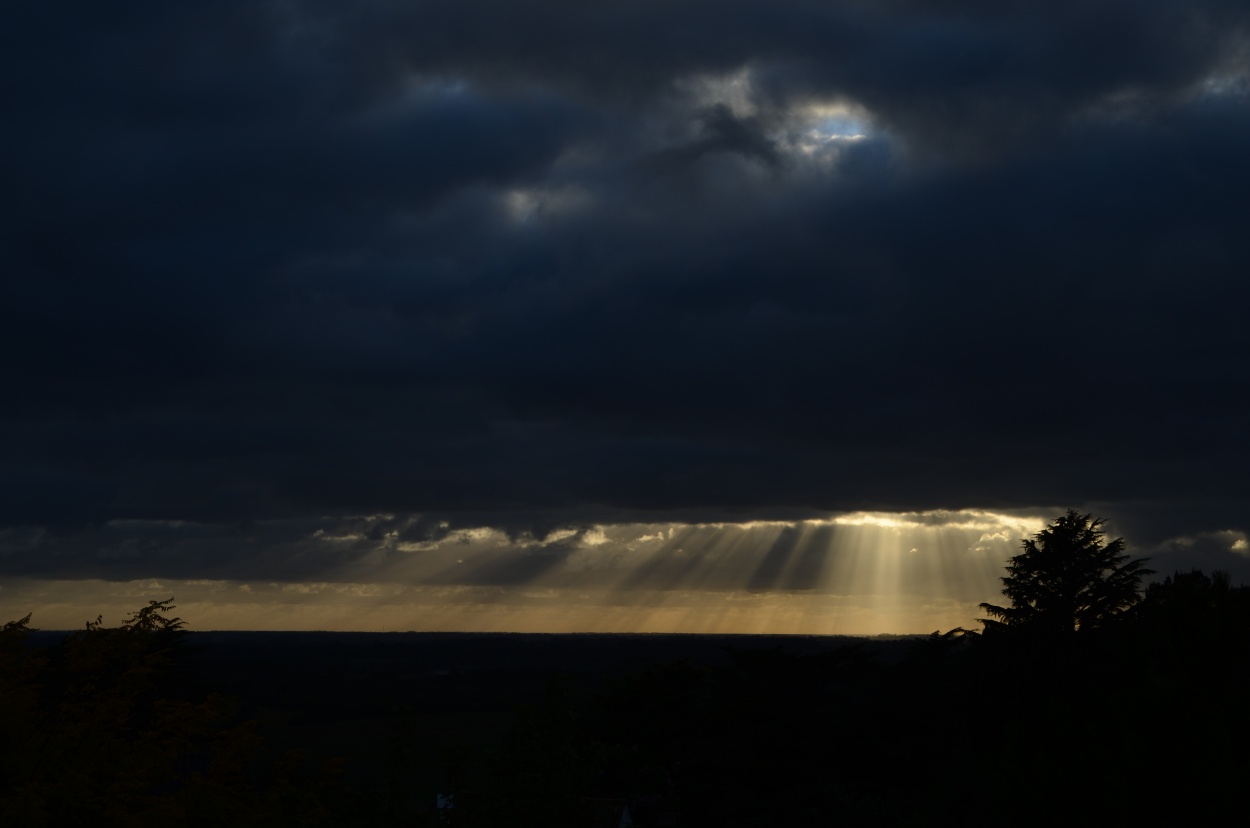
[1,510,1049,634]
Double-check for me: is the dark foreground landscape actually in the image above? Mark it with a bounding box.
[5,570,1250,827]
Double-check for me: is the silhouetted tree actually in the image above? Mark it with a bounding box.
[980,510,1153,637]
[1137,569,1250,672]
[1143,568,1241,616]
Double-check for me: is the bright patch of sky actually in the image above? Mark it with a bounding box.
[785,105,871,160]
[500,185,593,225]
[674,65,878,168]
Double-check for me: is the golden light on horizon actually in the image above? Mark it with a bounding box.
[0,510,1055,635]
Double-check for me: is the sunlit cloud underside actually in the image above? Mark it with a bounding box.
[0,510,1066,635]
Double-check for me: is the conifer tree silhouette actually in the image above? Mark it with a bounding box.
[980,510,1153,636]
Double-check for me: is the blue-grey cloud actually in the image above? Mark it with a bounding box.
[2,1,1248,582]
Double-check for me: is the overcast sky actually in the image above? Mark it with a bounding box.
[3,2,1248,631]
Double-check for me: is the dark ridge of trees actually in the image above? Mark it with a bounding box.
[438,514,1250,826]
[0,600,351,827]
[4,515,1250,826]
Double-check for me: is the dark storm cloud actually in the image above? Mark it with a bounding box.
[3,1,1248,581]
[646,104,780,171]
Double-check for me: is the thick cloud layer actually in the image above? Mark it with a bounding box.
[3,1,1248,584]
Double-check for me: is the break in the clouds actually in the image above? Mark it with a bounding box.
[3,2,1249,626]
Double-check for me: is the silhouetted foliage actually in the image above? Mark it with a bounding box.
[906,626,978,664]
[13,575,1250,826]
[1144,569,1246,619]
[980,510,1153,637]
[1136,569,1250,677]
[0,600,345,827]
